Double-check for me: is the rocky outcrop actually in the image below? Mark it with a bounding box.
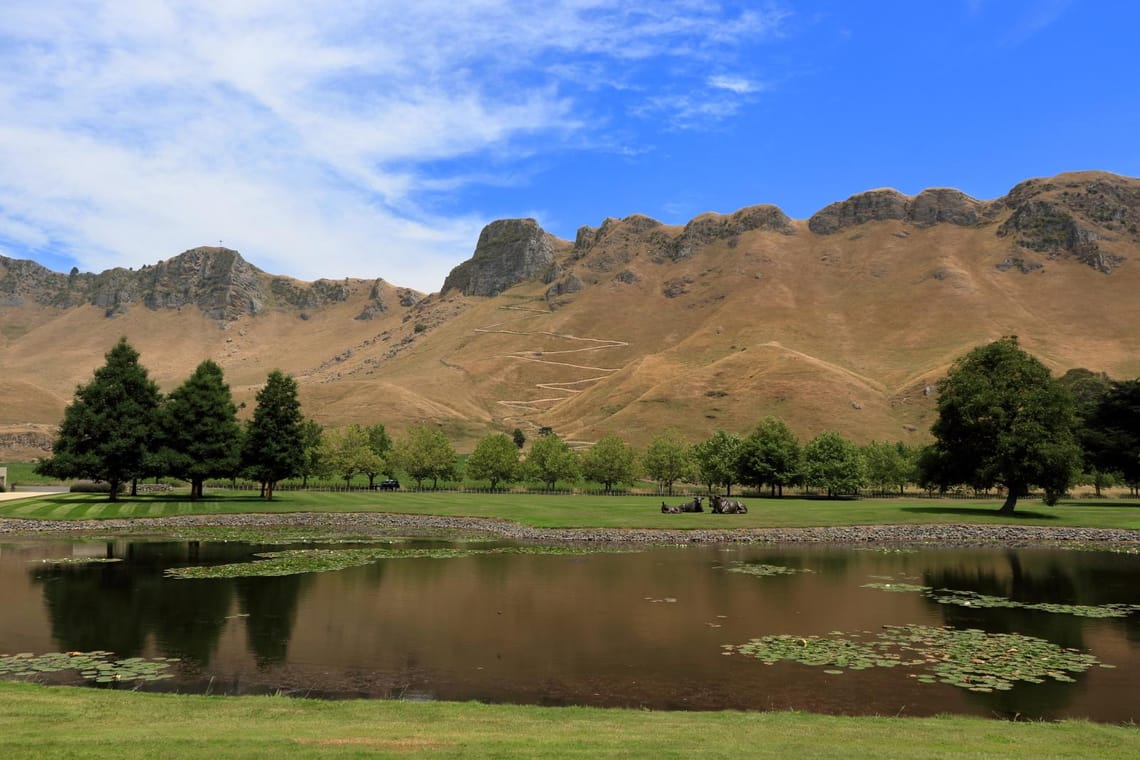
[808,190,910,234]
[441,219,555,296]
[0,257,68,306]
[136,247,269,319]
[570,216,674,274]
[908,188,987,226]
[1,247,359,320]
[809,188,993,235]
[995,175,1137,274]
[806,173,1136,274]
[545,273,584,305]
[666,205,794,261]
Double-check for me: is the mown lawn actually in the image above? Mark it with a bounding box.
[2,489,1139,530]
[0,682,1135,759]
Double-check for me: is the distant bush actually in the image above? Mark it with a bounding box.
[70,481,112,493]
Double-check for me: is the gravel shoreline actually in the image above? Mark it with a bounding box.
[1,512,1138,546]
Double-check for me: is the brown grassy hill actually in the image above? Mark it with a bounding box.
[2,170,1138,459]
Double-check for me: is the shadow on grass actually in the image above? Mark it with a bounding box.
[899,505,1061,520]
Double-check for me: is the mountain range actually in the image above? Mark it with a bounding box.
[2,170,1138,460]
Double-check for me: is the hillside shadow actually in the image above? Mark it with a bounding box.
[899,506,1060,520]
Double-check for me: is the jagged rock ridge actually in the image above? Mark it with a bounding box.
[441,219,556,297]
[0,246,365,320]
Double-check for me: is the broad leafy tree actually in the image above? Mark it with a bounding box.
[580,433,638,493]
[526,432,580,490]
[466,433,520,490]
[738,417,801,497]
[692,429,743,495]
[296,419,324,488]
[36,338,161,501]
[241,370,305,500]
[363,423,393,487]
[923,337,1081,512]
[394,424,457,488]
[157,359,241,500]
[802,431,865,498]
[642,429,693,496]
[512,428,526,449]
[862,440,916,495]
[321,424,385,488]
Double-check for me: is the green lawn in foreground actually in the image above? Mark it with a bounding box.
[2,490,1139,530]
[0,682,1134,759]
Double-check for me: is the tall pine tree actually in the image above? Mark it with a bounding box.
[241,370,304,500]
[36,337,161,501]
[157,359,241,500]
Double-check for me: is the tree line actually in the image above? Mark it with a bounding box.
[35,336,1140,512]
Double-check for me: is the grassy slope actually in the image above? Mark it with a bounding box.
[0,682,1135,759]
[2,491,1139,531]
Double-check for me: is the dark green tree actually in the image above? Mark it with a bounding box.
[512,428,526,449]
[737,417,801,497]
[36,337,161,501]
[393,424,457,488]
[923,337,1081,513]
[466,433,520,490]
[580,433,638,493]
[692,429,743,495]
[156,359,241,500]
[802,431,865,498]
[1083,379,1140,492]
[525,432,580,490]
[642,429,693,496]
[241,370,305,500]
[1060,368,1117,495]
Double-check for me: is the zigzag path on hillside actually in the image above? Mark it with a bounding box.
[473,304,628,438]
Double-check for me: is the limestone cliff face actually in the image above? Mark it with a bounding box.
[805,173,1136,274]
[808,189,911,234]
[807,188,990,234]
[136,247,269,319]
[441,218,555,296]
[0,257,64,306]
[0,246,354,319]
[668,204,794,261]
[995,174,1139,274]
[811,186,998,234]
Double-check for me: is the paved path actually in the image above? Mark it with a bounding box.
[0,490,62,501]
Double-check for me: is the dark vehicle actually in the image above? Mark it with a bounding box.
[374,479,400,491]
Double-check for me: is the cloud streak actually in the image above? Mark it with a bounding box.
[0,1,786,291]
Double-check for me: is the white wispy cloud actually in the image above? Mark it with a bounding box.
[708,75,763,94]
[0,1,786,291]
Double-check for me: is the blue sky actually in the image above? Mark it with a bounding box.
[1,1,1136,293]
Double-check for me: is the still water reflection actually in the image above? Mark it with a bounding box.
[1,538,1137,721]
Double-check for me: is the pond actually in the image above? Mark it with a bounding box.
[1,536,1138,722]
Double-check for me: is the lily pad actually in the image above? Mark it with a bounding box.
[862,579,1140,619]
[727,624,1108,692]
[0,651,178,683]
[725,562,814,578]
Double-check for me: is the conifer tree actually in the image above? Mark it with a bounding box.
[157,359,241,500]
[36,337,161,501]
[241,370,305,500]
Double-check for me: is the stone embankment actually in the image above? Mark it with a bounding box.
[1,513,1136,546]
